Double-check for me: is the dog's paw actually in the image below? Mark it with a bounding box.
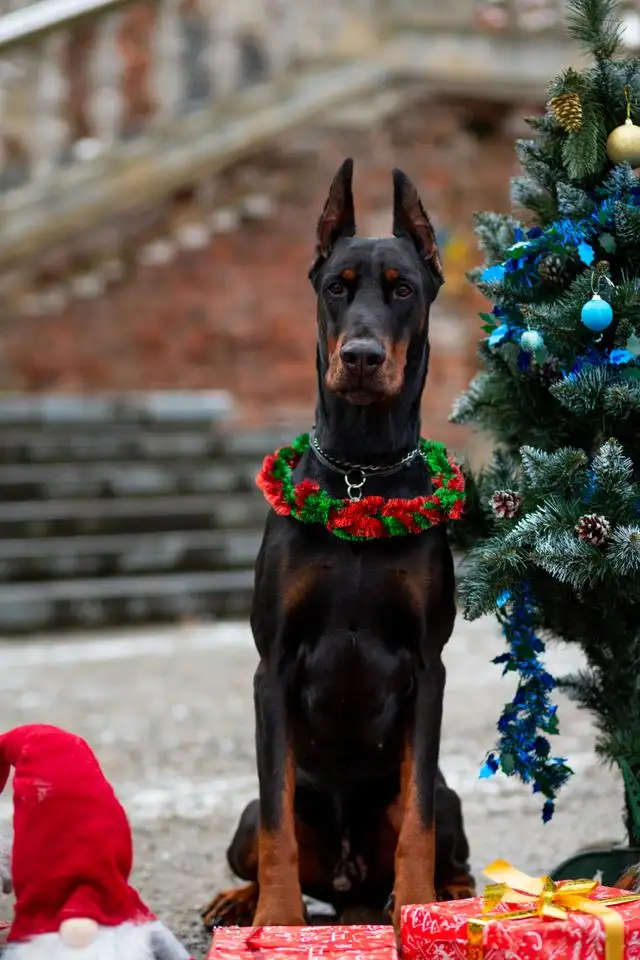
[252,906,307,927]
[437,875,476,901]
[201,883,259,929]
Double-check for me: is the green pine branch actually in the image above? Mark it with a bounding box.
[565,0,624,61]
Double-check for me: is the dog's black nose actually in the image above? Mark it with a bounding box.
[340,340,386,375]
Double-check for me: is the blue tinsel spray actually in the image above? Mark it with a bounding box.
[479,585,573,822]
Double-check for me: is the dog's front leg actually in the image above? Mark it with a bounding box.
[252,659,305,927]
[392,655,445,936]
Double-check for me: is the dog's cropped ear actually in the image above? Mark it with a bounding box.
[309,158,356,285]
[392,168,443,286]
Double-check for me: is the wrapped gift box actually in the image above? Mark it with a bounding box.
[208,925,397,959]
[402,885,640,960]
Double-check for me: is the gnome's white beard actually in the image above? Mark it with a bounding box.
[1,921,191,960]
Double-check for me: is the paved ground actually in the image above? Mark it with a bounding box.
[0,617,626,958]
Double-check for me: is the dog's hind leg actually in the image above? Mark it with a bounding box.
[201,801,261,929]
[433,774,475,901]
[202,798,337,929]
[227,800,260,881]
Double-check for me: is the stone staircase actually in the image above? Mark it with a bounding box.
[0,393,290,634]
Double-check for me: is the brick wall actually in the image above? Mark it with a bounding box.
[4,93,536,460]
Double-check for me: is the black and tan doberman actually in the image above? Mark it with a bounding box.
[203,159,474,940]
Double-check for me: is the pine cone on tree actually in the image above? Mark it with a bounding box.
[550,92,583,132]
[575,514,611,545]
[614,201,640,247]
[490,490,522,519]
[536,356,563,384]
[538,254,565,284]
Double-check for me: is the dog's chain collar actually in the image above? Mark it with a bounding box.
[257,433,465,540]
[310,430,421,501]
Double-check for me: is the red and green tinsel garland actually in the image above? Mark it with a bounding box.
[256,433,465,541]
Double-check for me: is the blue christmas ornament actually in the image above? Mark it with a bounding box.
[520,330,544,352]
[581,294,613,332]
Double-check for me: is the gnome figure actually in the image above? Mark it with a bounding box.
[0,724,192,960]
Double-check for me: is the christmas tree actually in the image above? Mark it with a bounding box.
[453,0,640,836]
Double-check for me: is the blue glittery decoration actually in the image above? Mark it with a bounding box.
[488,324,511,347]
[517,350,532,371]
[570,345,606,375]
[577,242,595,265]
[495,192,640,293]
[480,585,573,821]
[481,264,506,283]
[570,344,639,375]
[609,349,635,365]
[478,757,499,780]
[542,800,555,823]
[496,589,510,608]
[584,468,598,505]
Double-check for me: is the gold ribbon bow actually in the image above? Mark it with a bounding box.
[467,859,640,960]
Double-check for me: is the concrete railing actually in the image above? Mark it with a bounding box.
[2,0,638,272]
[0,0,388,266]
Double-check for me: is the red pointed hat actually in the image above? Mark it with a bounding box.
[0,724,155,943]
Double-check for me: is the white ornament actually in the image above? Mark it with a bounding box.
[520,329,544,352]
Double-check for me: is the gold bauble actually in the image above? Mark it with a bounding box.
[606,117,640,166]
[550,92,583,132]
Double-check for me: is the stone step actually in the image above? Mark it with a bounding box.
[0,569,254,634]
[0,459,262,500]
[0,391,233,425]
[0,529,263,581]
[0,493,266,538]
[0,426,292,464]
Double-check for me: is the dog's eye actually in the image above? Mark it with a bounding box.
[327,281,347,296]
[394,283,413,299]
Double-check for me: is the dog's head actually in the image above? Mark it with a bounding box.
[308,158,443,407]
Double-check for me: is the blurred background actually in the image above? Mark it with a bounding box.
[3,4,640,951]
[0,0,639,634]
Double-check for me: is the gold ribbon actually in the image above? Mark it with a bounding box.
[467,859,640,960]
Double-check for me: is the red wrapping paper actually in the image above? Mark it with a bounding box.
[401,886,640,960]
[208,925,397,959]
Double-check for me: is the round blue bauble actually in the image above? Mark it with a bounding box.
[581,294,613,332]
[520,330,544,352]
